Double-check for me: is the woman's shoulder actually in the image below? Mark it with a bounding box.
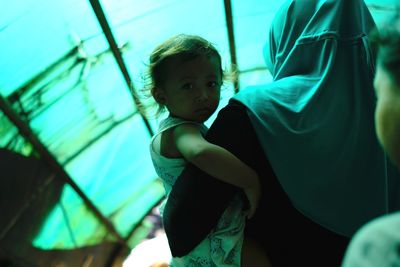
[342,212,400,267]
[355,212,400,237]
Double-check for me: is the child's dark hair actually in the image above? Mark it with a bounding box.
[370,10,400,85]
[144,34,224,116]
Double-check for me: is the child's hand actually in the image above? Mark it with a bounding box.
[244,185,261,219]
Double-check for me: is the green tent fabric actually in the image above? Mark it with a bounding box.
[0,0,398,265]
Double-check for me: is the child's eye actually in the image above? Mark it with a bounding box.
[182,83,193,90]
[208,81,220,88]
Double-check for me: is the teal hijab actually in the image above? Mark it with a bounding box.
[234,0,399,236]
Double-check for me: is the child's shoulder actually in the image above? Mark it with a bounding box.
[158,116,208,135]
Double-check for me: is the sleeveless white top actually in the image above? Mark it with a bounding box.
[150,116,247,267]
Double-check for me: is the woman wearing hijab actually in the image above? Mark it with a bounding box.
[341,12,400,267]
[163,0,400,266]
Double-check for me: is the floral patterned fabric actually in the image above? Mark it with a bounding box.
[342,212,400,267]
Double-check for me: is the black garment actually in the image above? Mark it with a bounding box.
[163,101,350,266]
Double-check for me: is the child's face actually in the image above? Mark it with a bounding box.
[374,64,400,168]
[159,55,222,122]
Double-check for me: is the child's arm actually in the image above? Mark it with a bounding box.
[173,123,261,217]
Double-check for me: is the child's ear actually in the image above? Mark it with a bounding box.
[152,87,167,104]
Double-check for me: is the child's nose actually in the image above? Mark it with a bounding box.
[196,89,209,102]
